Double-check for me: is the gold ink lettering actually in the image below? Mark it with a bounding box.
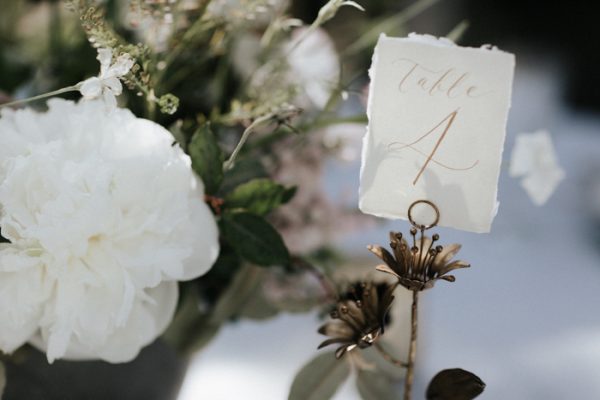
[412,109,459,184]
[393,58,492,99]
[387,109,479,185]
[398,63,418,93]
[447,73,469,98]
[429,69,453,96]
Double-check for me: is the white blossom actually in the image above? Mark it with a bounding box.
[322,123,366,162]
[509,130,565,206]
[0,99,219,363]
[286,27,340,108]
[79,48,134,110]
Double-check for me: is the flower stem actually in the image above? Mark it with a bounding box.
[375,341,407,368]
[292,256,338,302]
[0,86,79,109]
[404,290,419,400]
[223,113,274,171]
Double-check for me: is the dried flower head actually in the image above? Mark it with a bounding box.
[318,282,395,358]
[369,231,470,291]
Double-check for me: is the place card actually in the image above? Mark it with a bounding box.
[359,33,515,233]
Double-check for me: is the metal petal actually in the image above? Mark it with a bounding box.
[439,275,456,282]
[432,243,462,272]
[375,264,400,278]
[318,338,353,349]
[336,345,353,359]
[318,321,354,337]
[436,260,470,277]
[367,245,397,269]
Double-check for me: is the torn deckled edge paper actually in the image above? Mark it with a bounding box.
[359,33,515,233]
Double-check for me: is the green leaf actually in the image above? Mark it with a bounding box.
[168,120,189,151]
[220,158,268,193]
[356,369,400,400]
[289,352,350,400]
[220,212,290,267]
[188,123,224,195]
[211,264,273,322]
[238,266,322,318]
[224,178,296,215]
[426,369,486,400]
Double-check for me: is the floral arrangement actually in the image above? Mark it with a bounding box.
[0,0,564,399]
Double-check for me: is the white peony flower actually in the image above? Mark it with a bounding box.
[509,130,565,206]
[79,48,134,110]
[0,99,219,363]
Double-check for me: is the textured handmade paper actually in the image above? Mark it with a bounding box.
[359,33,515,232]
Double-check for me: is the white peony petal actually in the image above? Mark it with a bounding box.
[179,182,220,280]
[30,281,178,363]
[0,247,50,353]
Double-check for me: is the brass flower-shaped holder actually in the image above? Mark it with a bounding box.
[315,200,476,400]
[368,200,470,291]
[368,199,472,400]
[317,282,395,359]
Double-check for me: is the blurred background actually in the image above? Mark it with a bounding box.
[179,0,600,399]
[1,0,599,399]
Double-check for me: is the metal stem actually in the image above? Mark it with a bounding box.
[375,341,408,368]
[404,290,419,400]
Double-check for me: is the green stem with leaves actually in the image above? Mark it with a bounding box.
[404,290,419,400]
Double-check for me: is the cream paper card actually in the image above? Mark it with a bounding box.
[359,33,515,233]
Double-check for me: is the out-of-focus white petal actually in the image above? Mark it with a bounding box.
[322,123,366,162]
[79,77,103,99]
[510,130,565,206]
[109,54,134,77]
[97,48,113,75]
[103,77,123,95]
[286,27,340,108]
